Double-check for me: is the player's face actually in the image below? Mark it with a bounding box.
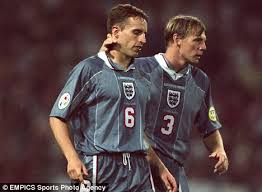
[116,17,147,58]
[180,31,207,64]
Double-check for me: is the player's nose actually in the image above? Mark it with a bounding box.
[199,42,207,51]
[139,33,146,44]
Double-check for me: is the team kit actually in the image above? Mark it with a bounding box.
[49,4,227,192]
[50,51,220,191]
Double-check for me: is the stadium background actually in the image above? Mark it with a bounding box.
[0,0,261,191]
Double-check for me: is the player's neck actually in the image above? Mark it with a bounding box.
[164,47,187,72]
[108,50,132,70]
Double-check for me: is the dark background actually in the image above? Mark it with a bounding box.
[1,0,261,191]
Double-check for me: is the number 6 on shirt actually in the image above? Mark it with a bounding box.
[124,107,135,128]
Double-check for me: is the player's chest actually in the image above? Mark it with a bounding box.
[151,72,203,114]
[94,70,150,103]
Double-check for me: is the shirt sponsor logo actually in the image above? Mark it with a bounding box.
[123,82,135,100]
[167,90,180,108]
[58,93,71,109]
[208,106,217,121]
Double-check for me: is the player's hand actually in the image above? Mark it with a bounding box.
[99,34,117,52]
[67,156,88,182]
[159,166,177,192]
[209,150,229,175]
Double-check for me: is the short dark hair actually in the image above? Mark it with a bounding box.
[107,4,149,33]
[164,15,206,47]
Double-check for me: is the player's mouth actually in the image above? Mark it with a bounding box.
[195,54,202,59]
[133,46,143,52]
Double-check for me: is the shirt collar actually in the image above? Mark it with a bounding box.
[97,51,135,71]
[154,53,189,80]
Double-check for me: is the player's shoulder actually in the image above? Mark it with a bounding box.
[191,65,209,79]
[75,54,104,72]
[134,56,159,73]
[190,65,210,89]
[67,54,105,82]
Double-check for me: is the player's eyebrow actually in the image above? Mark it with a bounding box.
[132,29,146,35]
[194,36,206,42]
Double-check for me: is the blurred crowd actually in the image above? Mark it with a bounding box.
[1,0,261,191]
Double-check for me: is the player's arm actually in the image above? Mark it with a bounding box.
[49,117,88,181]
[203,129,229,175]
[147,147,177,192]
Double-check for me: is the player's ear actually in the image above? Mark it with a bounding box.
[112,26,120,40]
[172,33,182,47]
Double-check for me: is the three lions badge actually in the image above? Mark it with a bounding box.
[167,90,180,108]
[123,82,135,100]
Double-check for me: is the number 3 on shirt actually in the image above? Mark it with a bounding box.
[124,107,135,128]
[161,114,175,135]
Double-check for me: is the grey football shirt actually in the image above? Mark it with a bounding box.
[135,53,221,164]
[50,52,151,155]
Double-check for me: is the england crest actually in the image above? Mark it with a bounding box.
[167,90,180,108]
[123,82,135,100]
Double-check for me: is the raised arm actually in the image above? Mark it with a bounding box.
[99,34,117,52]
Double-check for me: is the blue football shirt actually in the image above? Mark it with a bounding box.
[50,52,151,155]
[135,53,221,164]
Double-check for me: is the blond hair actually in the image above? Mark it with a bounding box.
[164,15,206,46]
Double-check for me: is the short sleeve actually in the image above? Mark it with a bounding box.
[49,61,92,121]
[195,81,222,137]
